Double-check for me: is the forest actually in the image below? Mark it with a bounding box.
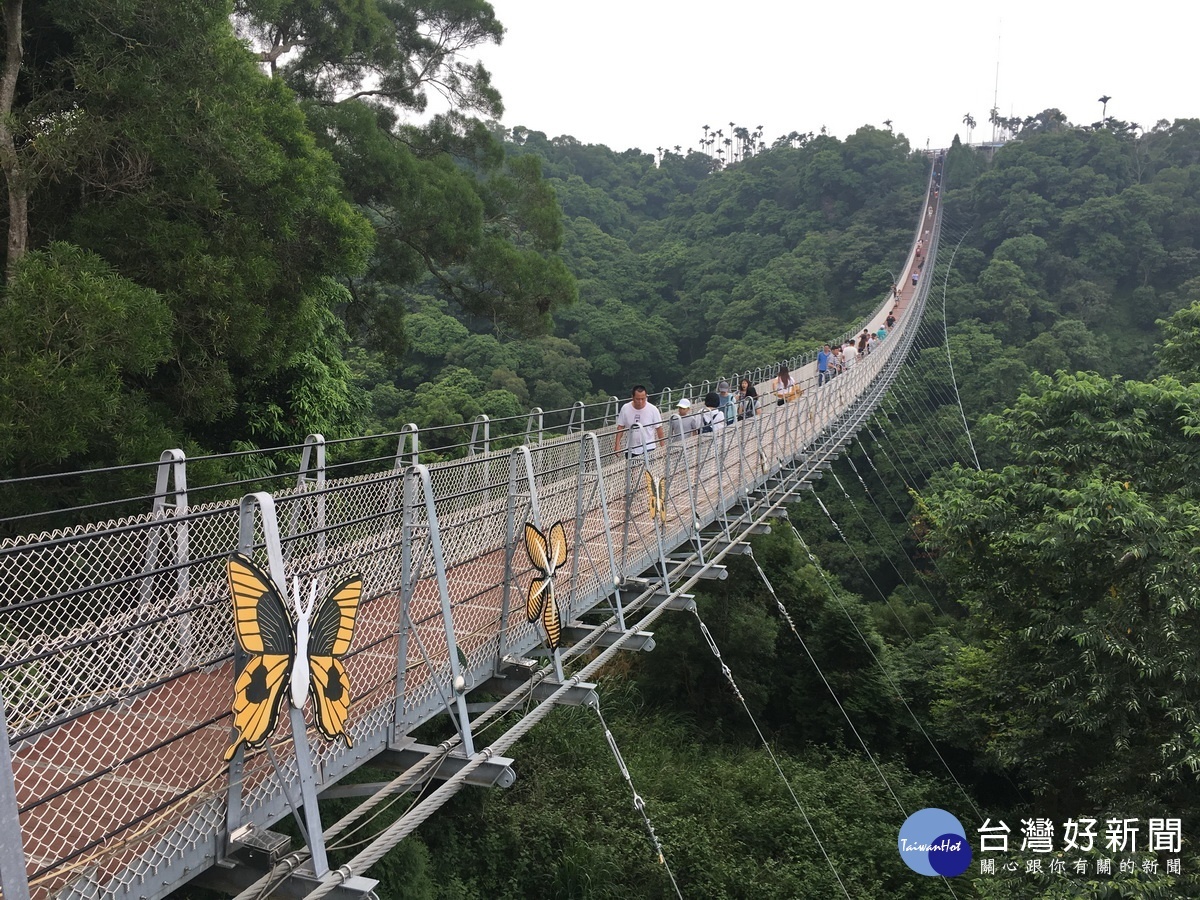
[3,2,1200,898]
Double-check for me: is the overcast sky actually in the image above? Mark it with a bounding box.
[455,0,1196,155]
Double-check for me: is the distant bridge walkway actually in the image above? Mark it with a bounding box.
[0,168,945,900]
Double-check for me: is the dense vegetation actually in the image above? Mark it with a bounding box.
[362,119,1200,898]
[4,3,1200,898]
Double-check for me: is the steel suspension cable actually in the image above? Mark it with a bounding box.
[938,228,982,470]
[881,379,965,470]
[591,702,684,898]
[826,468,945,620]
[688,605,853,900]
[873,400,955,487]
[843,452,943,604]
[746,549,908,818]
[786,522,980,822]
[853,437,958,593]
[809,494,915,641]
[752,528,962,900]
[864,419,920,494]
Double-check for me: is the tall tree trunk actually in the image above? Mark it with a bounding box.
[0,0,27,281]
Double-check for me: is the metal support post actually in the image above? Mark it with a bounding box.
[0,687,31,900]
[566,400,586,434]
[135,449,192,677]
[568,432,623,629]
[410,465,477,755]
[524,407,544,446]
[603,395,619,426]
[468,415,491,457]
[384,424,419,536]
[292,434,327,560]
[392,466,419,738]
[498,445,542,670]
[664,410,704,563]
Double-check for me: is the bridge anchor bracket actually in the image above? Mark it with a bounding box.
[201,838,380,900]
[377,743,517,789]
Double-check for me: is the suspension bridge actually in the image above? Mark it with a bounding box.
[0,163,949,900]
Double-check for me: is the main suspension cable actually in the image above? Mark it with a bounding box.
[689,604,852,899]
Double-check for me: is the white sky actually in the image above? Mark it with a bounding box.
[461,0,1197,154]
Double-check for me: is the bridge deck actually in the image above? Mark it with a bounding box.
[0,174,943,900]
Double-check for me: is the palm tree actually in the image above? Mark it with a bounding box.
[963,113,976,142]
[988,107,1002,141]
[1098,95,1112,126]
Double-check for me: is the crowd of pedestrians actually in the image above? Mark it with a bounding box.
[615,276,909,459]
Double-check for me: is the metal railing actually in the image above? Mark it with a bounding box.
[0,190,944,900]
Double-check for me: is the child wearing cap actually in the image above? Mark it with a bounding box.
[671,397,699,436]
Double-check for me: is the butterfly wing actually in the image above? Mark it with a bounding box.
[306,574,363,745]
[525,520,567,649]
[525,522,550,573]
[527,576,549,623]
[645,471,659,521]
[540,581,562,651]
[224,554,294,760]
[547,521,568,571]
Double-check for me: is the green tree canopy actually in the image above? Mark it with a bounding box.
[923,372,1200,809]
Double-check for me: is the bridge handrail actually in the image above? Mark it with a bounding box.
[0,177,945,900]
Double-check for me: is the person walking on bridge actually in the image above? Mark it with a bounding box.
[771,364,795,405]
[737,378,758,419]
[717,380,736,426]
[614,385,664,458]
[817,344,832,385]
[670,397,698,437]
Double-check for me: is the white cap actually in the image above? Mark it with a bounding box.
[677,398,692,409]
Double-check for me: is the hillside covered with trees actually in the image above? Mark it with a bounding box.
[356,119,1200,898]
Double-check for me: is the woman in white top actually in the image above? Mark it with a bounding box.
[771,364,794,406]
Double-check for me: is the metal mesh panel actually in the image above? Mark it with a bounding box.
[0,291,921,899]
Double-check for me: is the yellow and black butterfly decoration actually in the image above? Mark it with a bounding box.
[645,471,667,525]
[224,553,363,761]
[524,521,568,651]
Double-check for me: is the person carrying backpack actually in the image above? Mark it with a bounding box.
[699,392,726,433]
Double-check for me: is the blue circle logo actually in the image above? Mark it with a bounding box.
[898,808,972,877]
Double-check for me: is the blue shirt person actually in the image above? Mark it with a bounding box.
[717,380,736,425]
[817,345,832,385]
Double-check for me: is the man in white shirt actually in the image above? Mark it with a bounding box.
[614,385,665,457]
[843,340,858,368]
